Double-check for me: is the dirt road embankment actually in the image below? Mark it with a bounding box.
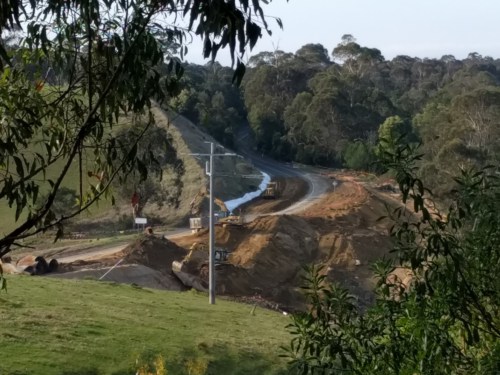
[39,171,399,312]
[170,174,397,311]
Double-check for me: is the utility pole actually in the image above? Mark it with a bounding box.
[191,142,238,304]
[207,142,215,304]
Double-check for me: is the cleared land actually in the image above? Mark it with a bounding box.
[28,171,402,313]
[0,111,405,375]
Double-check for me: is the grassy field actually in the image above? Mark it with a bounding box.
[0,132,113,235]
[0,276,291,375]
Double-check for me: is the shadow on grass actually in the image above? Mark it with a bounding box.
[48,343,287,375]
[58,368,101,375]
[168,342,288,375]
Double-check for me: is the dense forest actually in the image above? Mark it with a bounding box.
[169,35,500,197]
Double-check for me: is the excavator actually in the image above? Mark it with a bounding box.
[214,197,229,217]
[189,190,229,216]
[213,197,243,225]
[189,190,242,231]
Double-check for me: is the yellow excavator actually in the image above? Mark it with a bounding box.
[214,197,229,216]
[189,190,242,229]
[190,190,229,216]
[213,198,243,224]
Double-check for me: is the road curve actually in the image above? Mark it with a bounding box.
[57,127,333,263]
[235,127,332,216]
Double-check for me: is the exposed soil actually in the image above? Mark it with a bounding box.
[48,170,402,312]
[117,235,188,271]
[168,173,397,311]
[52,235,189,290]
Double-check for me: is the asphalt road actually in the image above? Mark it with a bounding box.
[235,127,332,216]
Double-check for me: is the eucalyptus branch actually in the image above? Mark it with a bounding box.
[0,114,71,201]
[450,251,500,337]
[0,151,65,201]
[0,6,158,255]
[3,115,155,247]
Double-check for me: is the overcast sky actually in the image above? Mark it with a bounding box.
[182,0,500,66]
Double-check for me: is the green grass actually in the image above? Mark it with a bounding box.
[0,276,291,375]
[0,139,113,235]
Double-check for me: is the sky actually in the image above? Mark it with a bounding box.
[182,0,500,66]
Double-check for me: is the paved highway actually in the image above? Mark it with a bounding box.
[235,127,332,216]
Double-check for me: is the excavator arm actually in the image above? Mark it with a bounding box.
[214,197,229,213]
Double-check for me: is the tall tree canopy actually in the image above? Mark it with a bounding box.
[236,36,500,193]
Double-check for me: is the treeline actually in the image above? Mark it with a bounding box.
[166,63,247,148]
[170,35,500,195]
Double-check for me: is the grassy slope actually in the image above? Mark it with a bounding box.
[1,106,261,233]
[0,276,290,375]
[148,107,262,225]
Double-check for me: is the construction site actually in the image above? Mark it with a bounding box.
[1,109,403,312]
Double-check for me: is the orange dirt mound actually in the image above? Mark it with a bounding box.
[229,215,317,268]
[171,178,397,310]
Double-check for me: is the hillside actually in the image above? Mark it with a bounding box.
[8,170,400,312]
[0,107,262,235]
[0,275,290,375]
[171,173,396,311]
[146,106,262,225]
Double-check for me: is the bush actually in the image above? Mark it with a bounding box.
[343,141,374,171]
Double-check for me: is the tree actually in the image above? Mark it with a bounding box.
[376,115,414,156]
[112,120,184,216]
[295,43,331,67]
[169,61,246,147]
[343,141,375,171]
[0,0,277,257]
[285,144,500,374]
[332,34,384,78]
[413,69,500,196]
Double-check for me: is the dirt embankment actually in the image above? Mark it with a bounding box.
[150,107,263,225]
[50,235,189,291]
[71,108,263,230]
[170,175,396,311]
[49,172,399,312]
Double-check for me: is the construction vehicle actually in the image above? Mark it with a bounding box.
[189,190,242,229]
[214,199,243,226]
[262,181,280,199]
[190,190,229,216]
[216,213,243,226]
[214,197,229,218]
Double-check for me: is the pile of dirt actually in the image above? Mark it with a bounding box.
[169,215,319,310]
[170,177,398,311]
[117,234,188,273]
[51,235,189,291]
[229,215,317,268]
